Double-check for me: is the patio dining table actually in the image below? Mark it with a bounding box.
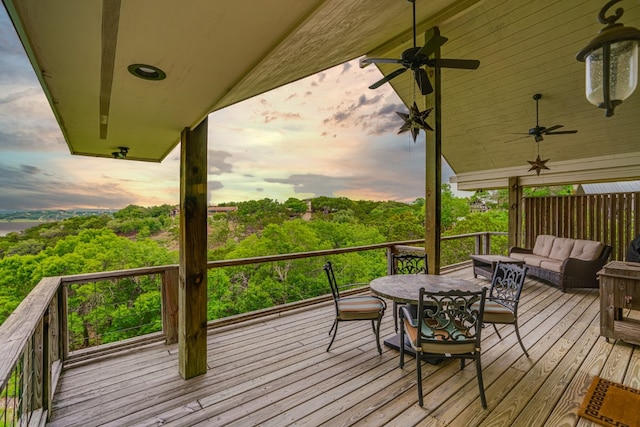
[369,274,485,355]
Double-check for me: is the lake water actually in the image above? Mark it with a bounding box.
[0,222,45,236]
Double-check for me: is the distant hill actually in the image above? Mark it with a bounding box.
[0,209,117,222]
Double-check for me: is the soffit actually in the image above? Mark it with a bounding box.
[4,0,640,189]
[3,0,459,161]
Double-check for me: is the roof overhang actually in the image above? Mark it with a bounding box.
[4,0,640,188]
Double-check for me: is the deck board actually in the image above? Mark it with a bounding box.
[47,270,639,427]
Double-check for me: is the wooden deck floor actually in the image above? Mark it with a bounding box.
[47,268,640,426]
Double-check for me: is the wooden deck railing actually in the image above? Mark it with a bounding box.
[0,231,505,426]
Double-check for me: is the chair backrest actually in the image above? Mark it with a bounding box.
[489,262,528,312]
[323,261,340,301]
[416,288,486,352]
[392,253,428,275]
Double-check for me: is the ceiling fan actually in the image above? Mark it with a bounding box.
[360,0,480,95]
[522,93,578,142]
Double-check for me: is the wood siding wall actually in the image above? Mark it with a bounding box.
[522,192,640,261]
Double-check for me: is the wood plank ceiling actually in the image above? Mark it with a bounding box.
[3,0,640,189]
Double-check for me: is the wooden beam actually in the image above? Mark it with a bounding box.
[99,0,121,140]
[425,27,442,275]
[179,119,208,379]
[508,176,522,249]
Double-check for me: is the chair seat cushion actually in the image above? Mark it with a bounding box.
[337,296,384,320]
[478,300,515,324]
[403,318,476,354]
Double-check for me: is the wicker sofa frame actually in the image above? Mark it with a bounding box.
[509,240,612,292]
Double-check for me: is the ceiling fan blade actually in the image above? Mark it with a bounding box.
[546,130,578,135]
[416,34,448,58]
[428,58,480,69]
[542,124,563,133]
[360,57,403,66]
[368,67,407,89]
[503,135,531,143]
[415,68,433,95]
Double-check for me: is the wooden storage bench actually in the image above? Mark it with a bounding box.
[598,261,640,346]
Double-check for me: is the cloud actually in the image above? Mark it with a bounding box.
[0,88,41,105]
[264,174,353,197]
[0,162,140,209]
[0,86,66,152]
[357,94,382,107]
[261,111,303,124]
[20,164,42,174]
[208,150,233,175]
[321,94,392,132]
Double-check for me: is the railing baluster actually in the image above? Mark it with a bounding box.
[162,268,179,344]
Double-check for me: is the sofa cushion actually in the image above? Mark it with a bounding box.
[540,259,564,273]
[509,252,528,262]
[532,235,556,257]
[570,239,604,261]
[549,237,575,261]
[522,254,550,267]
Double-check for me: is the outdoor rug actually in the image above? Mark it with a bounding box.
[578,376,640,427]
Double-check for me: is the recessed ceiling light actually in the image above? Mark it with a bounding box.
[127,64,166,81]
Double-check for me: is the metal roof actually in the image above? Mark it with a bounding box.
[576,180,640,194]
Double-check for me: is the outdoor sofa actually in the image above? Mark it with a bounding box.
[508,235,612,292]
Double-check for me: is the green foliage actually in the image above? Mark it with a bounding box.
[0,214,112,259]
[113,205,148,219]
[441,211,509,265]
[4,238,46,256]
[229,198,290,232]
[284,197,308,214]
[210,219,387,316]
[0,228,176,329]
[1,188,522,344]
[441,184,471,230]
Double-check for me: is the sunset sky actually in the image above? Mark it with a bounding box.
[0,7,464,212]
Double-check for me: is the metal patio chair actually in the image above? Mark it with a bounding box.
[482,261,530,357]
[324,261,386,354]
[400,287,488,408]
[391,252,428,332]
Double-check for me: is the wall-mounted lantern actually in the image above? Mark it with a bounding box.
[577,0,640,117]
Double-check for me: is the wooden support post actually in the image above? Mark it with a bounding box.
[483,232,491,255]
[179,119,208,379]
[425,27,442,275]
[508,176,522,249]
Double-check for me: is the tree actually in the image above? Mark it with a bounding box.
[441,184,471,230]
[113,205,147,219]
[441,210,509,265]
[284,197,308,214]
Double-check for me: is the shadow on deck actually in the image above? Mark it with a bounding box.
[47,268,639,426]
